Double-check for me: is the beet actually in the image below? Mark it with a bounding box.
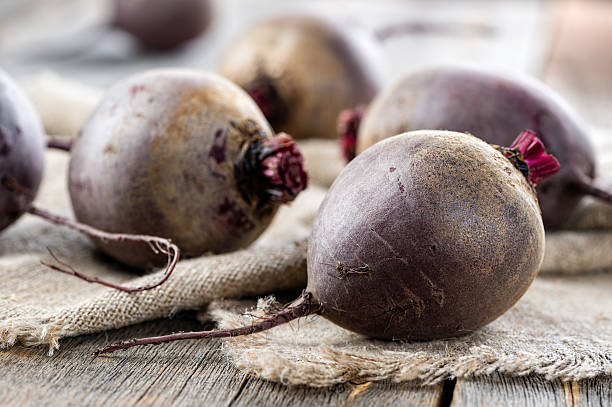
[0,70,182,292]
[112,0,213,50]
[95,130,559,354]
[307,130,555,339]
[340,66,610,228]
[218,14,386,140]
[69,69,307,269]
[0,69,45,231]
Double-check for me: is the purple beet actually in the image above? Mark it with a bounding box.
[112,0,213,50]
[218,14,386,140]
[95,129,559,355]
[69,69,307,269]
[339,66,609,229]
[0,69,181,292]
[0,69,45,231]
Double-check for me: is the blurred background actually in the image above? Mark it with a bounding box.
[0,0,611,131]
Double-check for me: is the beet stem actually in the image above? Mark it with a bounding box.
[576,175,612,204]
[94,291,320,356]
[2,173,180,292]
[26,205,180,292]
[47,137,73,152]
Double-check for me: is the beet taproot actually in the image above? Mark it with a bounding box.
[0,69,45,231]
[218,14,386,140]
[95,129,559,354]
[69,69,307,269]
[340,66,609,228]
[112,0,213,50]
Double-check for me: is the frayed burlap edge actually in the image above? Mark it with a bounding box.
[205,273,612,387]
[0,240,308,355]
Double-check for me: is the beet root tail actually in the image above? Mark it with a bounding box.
[94,292,320,356]
[27,205,180,292]
[577,175,612,204]
[1,175,180,293]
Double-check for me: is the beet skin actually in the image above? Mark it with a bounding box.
[94,129,558,354]
[0,69,45,231]
[219,15,385,140]
[353,66,596,228]
[112,0,213,50]
[309,130,545,339]
[69,69,307,269]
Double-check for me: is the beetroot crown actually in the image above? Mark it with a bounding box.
[259,133,308,203]
[506,130,560,185]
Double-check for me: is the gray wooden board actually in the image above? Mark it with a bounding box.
[1,311,609,406]
[452,372,612,407]
[0,312,443,407]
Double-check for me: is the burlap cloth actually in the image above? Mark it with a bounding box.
[1,130,611,386]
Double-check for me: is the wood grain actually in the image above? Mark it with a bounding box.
[451,372,612,407]
[2,312,607,406]
[0,312,443,407]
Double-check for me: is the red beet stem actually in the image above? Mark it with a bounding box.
[576,174,612,204]
[47,137,73,152]
[337,106,366,162]
[1,176,180,292]
[94,291,320,355]
[507,130,560,185]
[258,133,308,203]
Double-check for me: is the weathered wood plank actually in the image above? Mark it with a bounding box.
[0,312,442,407]
[451,372,612,407]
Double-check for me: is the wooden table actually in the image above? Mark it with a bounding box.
[1,1,610,405]
[1,311,610,406]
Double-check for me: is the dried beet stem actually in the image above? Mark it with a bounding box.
[94,292,320,355]
[27,205,180,292]
[1,176,180,292]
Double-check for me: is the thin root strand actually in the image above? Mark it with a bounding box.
[25,204,180,292]
[94,292,320,355]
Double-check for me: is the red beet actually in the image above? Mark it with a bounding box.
[340,66,609,228]
[0,70,180,292]
[0,69,45,231]
[112,0,213,50]
[95,130,559,354]
[218,14,386,140]
[69,69,307,269]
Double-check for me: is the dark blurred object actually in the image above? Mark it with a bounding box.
[219,14,386,140]
[112,0,213,50]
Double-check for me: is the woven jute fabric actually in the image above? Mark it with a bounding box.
[0,128,611,385]
[0,151,313,354]
[209,272,611,386]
